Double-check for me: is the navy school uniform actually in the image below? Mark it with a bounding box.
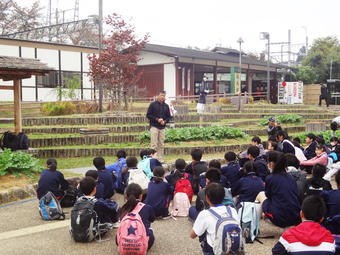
[254,157,269,181]
[149,158,162,171]
[145,179,172,217]
[220,161,242,189]
[304,141,317,159]
[94,198,119,223]
[262,173,301,228]
[231,172,265,205]
[97,169,114,199]
[37,169,69,199]
[321,188,340,235]
[282,140,295,154]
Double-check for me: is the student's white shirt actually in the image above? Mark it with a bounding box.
[294,146,307,162]
[193,205,239,247]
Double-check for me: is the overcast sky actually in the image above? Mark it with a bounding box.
[22,0,340,57]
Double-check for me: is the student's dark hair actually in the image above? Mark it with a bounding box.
[175,158,186,170]
[270,141,279,150]
[120,183,143,220]
[316,143,326,152]
[85,170,98,180]
[277,130,288,140]
[306,133,316,141]
[292,140,300,148]
[285,153,300,169]
[172,170,184,184]
[301,195,326,222]
[224,151,236,162]
[316,136,326,145]
[312,163,327,178]
[205,182,225,205]
[267,150,281,164]
[330,137,339,143]
[336,170,340,185]
[139,149,148,159]
[147,148,156,155]
[47,158,57,171]
[247,145,259,158]
[208,159,221,169]
[206,168,221,183]
[122,156,138,176]
[252,136,261,145]
[244,160,257,175]
[293,137,301,144]
[153,166,165,184]
[272,152,287,174]
[158,90,166,95]
[191,148,203,161]
[268,136,277,142]
[79,177,96,196]
[93,157,105,170]
[116,150,127,159]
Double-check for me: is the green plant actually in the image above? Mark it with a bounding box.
[63,74,81,100]
[42,101,76,116]
[0,149,43,178]
[259,114,303,126]
[138,126,248,144]
[294,130,340,145]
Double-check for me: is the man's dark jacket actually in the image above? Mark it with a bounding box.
[146,100,171,129]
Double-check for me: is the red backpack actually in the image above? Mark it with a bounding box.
[117,202,149,255]
[175,175,193,202]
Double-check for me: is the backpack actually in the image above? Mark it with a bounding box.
[39,191,65,220]
[222,188,236,209]
[17,132,29,150]
[117,202,149,255]
[60,185,78,207]
[209,206,244,255]
[237,202,260,243]
[137,156,153,179]
[171,192,191,217]
[0,131,19,151]
[128,169,150,190]
[114,161,126,193]
[70,196,99,242]
[175,175,193,202]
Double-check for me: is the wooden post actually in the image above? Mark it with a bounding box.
[13,79,22,134]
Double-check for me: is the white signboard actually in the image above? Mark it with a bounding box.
[277,81,303,104]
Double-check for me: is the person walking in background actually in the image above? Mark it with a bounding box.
[146,90,171,163]
[319,83,329,107]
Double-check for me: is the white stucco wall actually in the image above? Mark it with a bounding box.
[61,51,80,71]
[0,45,19,57]
[164,63,176,98]
[138,51,174,66]
[36,48,59,70]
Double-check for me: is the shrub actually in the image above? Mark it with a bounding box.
[138,126,248,143]
[75,102,99,114]
[0,149,43,178]
[42,101,76,116]
[259,114,303,126]
[219,97,231,104]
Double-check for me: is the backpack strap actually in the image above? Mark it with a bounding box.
[131,202,145,215]
[209,207,235,221]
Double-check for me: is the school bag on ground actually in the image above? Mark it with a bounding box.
[137,156,153,179]
[17,132,29,150]
[174,174,193,202]
[209,206,245,255]
[128,169,150,190]
[0,131,19,151]
[117,202,149,255]
[60,185,78,207]
[171,192,191,217]
[237,202,260,243]
[39,191,65,220]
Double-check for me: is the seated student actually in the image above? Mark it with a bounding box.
[232,160,265,206]
[277,130,295,154]
[121,156,139,189]
[256,152,301,228]
[330,137,339,151]
[248,145,269,181]
[185,148,208,194]
[145,166,172,218]
[84,170,105,199]
[208,159,228,188]
[190,183,240,255]
[37,158,69,200]
[221,151,242,189]
[239,136,266,166]
[316,135,331,154]
[147,149,162,171]
[189,168,234,222]
[268,141,280,152]
[93,157,114,199]
[268,136,282,152]
[165,158,187,186]
[293,137,305,152]
[321,171,340,235]
[300,144,328,174]
[117,183,156,251]
[285,153,306,202]
[106,150,127,193]
[304,133,317,160]
[272,195,335,255]
[79,177,119,225]
[301,163,332,201]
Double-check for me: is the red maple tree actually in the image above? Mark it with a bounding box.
[88,13,149,110]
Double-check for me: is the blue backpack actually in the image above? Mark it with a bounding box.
[222,188,236,209]
[115,161,126,194]
[237,202,260,243]
[137,156,152,179]
[39,191,65,220]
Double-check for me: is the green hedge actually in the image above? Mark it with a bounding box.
[259,114,303,126]
[138,126,248,143]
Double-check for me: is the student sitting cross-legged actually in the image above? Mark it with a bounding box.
[272,195,335,255]
[93,157,115,199]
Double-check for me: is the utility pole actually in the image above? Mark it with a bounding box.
[288,29,291,81]
[98,0,103,113]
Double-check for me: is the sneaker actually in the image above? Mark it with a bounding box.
[161,215,171,220]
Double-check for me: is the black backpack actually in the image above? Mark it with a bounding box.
[0,131,19,151]
[17,132,29,150]
[60,185,78,208]
[39,191,65,221]
[70,197,99,242]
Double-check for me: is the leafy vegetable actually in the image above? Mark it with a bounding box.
[259,114,303,126]
[294,130,340,145]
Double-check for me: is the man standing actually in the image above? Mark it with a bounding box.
[146,90,171,163]
[319,83,329,107]
[267,117,282,138]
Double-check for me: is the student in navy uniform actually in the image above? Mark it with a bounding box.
[293,137,304,152]
[220,151,242,189]
[145,166,172,218]
[232,160,265,206]
[185,148,208,194]
[304,133,317,159]
[267,136,282,152]
[93,157,114,199]
[277,130,295,154]
[248,145,269,181]
[165,158,187,186]
[106,149,127,175]
[208,159,228,188]
[239,136,266,166]
[256,151,301,228]
[316,135,331,154]
[84,170,105,199]
[37,158,69,200]
[117,183,156,250]
[147,149,163,171]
